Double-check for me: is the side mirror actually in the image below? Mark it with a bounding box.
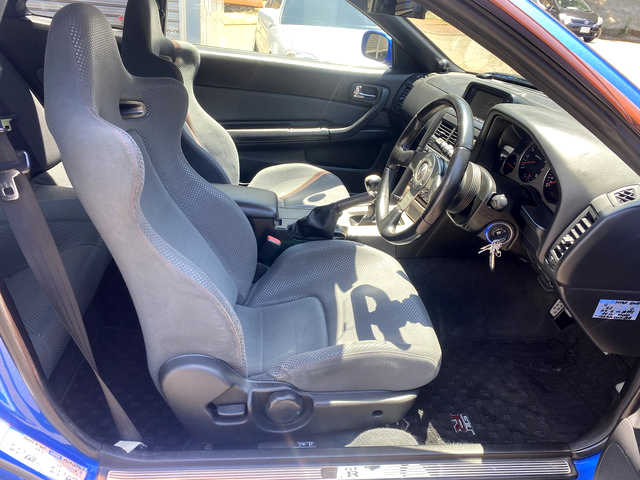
[361,31,393,66]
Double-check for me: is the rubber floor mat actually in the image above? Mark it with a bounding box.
[405,326,630,445]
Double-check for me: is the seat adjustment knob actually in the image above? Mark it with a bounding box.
[265,390,304,424]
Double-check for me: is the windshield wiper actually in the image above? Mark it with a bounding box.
[476,72,537,89]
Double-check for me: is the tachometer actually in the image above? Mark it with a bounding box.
[518,144,546,183]
[543,170,559,205]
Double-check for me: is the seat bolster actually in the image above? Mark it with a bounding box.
[254,340,441,392]
[248,164,349,207]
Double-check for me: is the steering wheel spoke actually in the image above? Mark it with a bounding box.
[376,95,474,245]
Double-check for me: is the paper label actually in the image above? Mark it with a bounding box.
[0,419,87,480]
[593,299,640,321]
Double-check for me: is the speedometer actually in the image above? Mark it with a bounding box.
[518,144,546,183]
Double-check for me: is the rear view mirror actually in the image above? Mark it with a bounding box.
[362,31,393,66]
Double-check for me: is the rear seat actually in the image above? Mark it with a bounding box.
[0,51,111,377]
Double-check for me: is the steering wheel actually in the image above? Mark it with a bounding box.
[376,95,474,245]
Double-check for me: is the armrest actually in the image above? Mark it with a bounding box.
[214,184,278,219]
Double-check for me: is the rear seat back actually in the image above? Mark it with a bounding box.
[0,51,111,377]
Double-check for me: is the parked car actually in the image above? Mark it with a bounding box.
[254,0,387,66]
[1,0,640,479]
[537,0,603,41]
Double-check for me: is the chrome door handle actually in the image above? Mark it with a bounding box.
[353,85,378,100]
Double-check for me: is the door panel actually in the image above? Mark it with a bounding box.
[193,50,410,192]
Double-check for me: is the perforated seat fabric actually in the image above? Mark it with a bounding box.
[121,0,349,207]
[44,4,440,396]
[246,241,441,391]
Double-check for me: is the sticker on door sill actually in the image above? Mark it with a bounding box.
[593,299,640,321]
[0,419,87,480]
[450,413,475,435]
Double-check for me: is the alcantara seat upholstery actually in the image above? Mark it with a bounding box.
[120,0,350,208]
[44,4,441,440]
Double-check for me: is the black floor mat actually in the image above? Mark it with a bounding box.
[405,325,630,445]
[59,326,192,450]
[400,255,560,344]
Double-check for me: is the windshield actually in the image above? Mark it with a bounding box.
[281,0,378,29]
[409,14,520,77]
[557,0,592,12]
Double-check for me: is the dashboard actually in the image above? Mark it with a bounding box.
[393,71,640,357]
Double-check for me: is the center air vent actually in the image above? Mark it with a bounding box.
[547,208,597,268]
[434,121,458,147]
[609,186,639,205]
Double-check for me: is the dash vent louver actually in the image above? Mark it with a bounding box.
[548,208,597,268]
[612,187,637,205]
[434,121,458,147]
[393,84,414,112]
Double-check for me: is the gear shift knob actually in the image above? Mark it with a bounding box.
[365,174,381,196]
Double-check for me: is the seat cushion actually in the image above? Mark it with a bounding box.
[245,240,441,392]
[248,164,349,208]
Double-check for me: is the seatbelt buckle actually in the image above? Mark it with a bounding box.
[0,150,30,202]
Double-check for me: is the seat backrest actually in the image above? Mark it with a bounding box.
[0,52,70,186]
[0,52,111,377]
[44,3,257,383]
[121,0,240,185]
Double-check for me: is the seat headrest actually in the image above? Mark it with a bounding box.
[121,0,182,82]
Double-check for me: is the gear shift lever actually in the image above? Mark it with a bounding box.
[361,174,381,224]
[365,174,381,197]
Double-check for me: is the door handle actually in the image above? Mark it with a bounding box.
[352,84,378,101]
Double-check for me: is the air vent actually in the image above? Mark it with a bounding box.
[547,208,597,268]
[610,186,638,205]
[393,84,414,112]
[434,121,457,147]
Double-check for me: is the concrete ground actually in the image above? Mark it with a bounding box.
[590,37,640,87]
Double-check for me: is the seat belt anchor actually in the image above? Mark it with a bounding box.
[1,118,13,132]
[0,143,30,202]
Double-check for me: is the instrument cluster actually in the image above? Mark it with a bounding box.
[496,124,560,210]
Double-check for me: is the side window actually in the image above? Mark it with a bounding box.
[166,0,389,69]
[26,0,127,26]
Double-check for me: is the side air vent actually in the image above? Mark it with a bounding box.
[609,186,639,205]
[393,84,414,112]
[547,208,597,268]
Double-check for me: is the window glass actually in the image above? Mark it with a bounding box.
[280,0,377,29]
[166,0,388,69]
[26,0,126,26]
[409,13,519,76]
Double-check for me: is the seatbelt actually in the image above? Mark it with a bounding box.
[0,128,143,443]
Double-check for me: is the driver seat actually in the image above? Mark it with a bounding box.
[120,0,350,208]
[44,4,441,441]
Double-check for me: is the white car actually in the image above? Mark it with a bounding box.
[254,0,388,67]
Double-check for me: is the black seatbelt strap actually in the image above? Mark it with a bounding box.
[0,128,143,442]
